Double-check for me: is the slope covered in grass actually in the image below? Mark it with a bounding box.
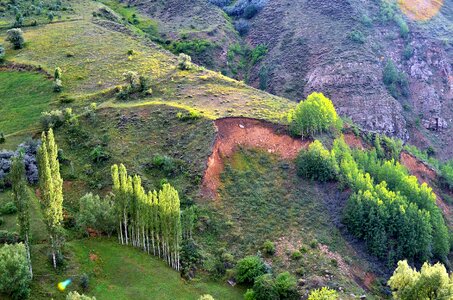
[0,71,55,135]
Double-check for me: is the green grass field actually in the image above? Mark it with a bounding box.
[0,71,55,135]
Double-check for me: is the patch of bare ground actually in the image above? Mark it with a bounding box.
[201,117,309,198]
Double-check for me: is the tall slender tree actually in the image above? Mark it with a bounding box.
[38,128,64,269]
[10,153,32,278]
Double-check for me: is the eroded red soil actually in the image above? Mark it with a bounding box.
[201,117,309,198]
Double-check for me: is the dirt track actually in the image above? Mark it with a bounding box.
[201,117,309,198]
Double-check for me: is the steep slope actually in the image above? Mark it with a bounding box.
[245,0,452,156]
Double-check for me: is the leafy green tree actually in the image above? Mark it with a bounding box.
[235,255,267,284]
[296,140,338,182]
[388,260,453,300]
[76,193,116,237]
[6,28,25,49]
[38,128,64,269]
[0,243,32,300]
[288,92,342,137]
[252,274,279,300]
[307,287,338,300]
[10,154,32,278]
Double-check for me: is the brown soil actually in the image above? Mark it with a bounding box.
[201,117,309,198]
[343,132,366,150]
[0,62,52,78]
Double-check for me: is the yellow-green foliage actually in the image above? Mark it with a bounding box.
[289,92,342,137]
[307,287,338,300]
[388,260,453,300]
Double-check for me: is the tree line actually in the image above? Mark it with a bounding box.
[111,164,182,270]
[297,137,450,263]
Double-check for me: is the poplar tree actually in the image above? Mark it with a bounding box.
[10,154,32,277]
[38,128,64,269]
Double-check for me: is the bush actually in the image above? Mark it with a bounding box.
[0,217,3,226]
[234,19,250,36]
[6,28,25,49]
[253,274,279,300]
[41,109,65,129]
[291,251,302,260]
[0,230,20,243]
[383,59,408,99]
[0,243,31,299]
[90,145,110,163]
[178,53,192,70]
[289,92,342,137]
[275,272,298,299]
[235,255,267,284]
[76,193,116,236]
[0,132,4,144]
[66,291,96,300]
[0,45,5,61]
[349,29,365,43]
[149,154,180,175]
[244,289,256,300]
[198,295,215,300]
[307,287,338,300]
[262,240,275,255]
[80,273,89,291]
[1,201,18,215]
[296,140,338,182]
[53,78,63,92]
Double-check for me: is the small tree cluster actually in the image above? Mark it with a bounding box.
[111,164,182,270]
[383,59,408,99]
[288,92,342,138]
[235,255,267,284]
[178,53,193,70]
[6,28,25,49]
[296,140,338,182]
[245,272,298,300]
[388,260,453,299]
[116,71,151,100]
[76,193,116,237]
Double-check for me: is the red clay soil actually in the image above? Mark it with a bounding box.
[400,151,452,222]
[343,132,366,150]
[201,117,309,198]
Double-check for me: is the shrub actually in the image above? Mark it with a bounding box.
[383,59,408,99]
[235,255,267,283]
[1,201,17,215]
[0,230,20,243]
[402,44,413,60]
[6,28,25,49]
[234,19,250,36]
[296,140,338,182]
[0,217,3,226]
[253,274,279,300]
[90,145,110,163]
[251,44,267,65]
[178,53,192,70]
[275,272,298,299]
[0,45,5,61]
[244,289,256,300]
[80,273,89,291]
[262,240,275,255]
[150,154,179,175]
[0,243,31,299]
[349,29,365,43]
[0,132,4,144]
[53,78,63,92]
[41,109,65,129]
[169,39,213,57]
[54,67,62,80]
[289,92,342,137]
[76,193,116,237]
[198,295,215,300]
[66,291,96,300]
[307,287,338,300]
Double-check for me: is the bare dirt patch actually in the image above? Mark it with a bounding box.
[201,117,309,198]
[343,132,366,150]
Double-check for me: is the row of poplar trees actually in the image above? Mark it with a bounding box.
[111,164,182,270]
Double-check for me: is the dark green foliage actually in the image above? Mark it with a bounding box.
[6,28,25,49]
[149,154,180,176]
[383,59,409,98]
[333,137,450,262]
[235,255,267,284]
[441,160,453,190]
[90,145,111,163]
[80,273,89,292]
[180,238,202,280]
[275,272,298,300]
[0,243,31,300]
[349,29,366,44]
[251,44,268,65]
[0,45,5,61]
[296,140,338,182]
[403,44,413,60]
[291,251,302,260]
[252,274,279,300]
[259,65,268,91]
[0,230,20,244]
[262,240,275,256]
[0,133,4,144]
[1,201,18,215]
